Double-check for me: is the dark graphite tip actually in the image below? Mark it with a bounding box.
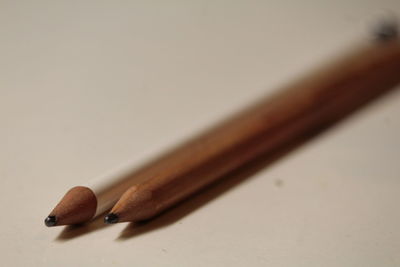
[44,215,57,227]
[104,213,119,224]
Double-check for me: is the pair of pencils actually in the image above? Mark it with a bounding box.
[45,24,400,227]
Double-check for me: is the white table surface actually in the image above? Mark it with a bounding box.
[1,1,400,266]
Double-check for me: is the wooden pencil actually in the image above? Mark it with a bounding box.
[104,28,400,224]
[44,163,153,226]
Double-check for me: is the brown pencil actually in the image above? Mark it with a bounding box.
[104,26,400,224]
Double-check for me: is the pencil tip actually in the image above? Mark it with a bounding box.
[104,213,119,224]
[44,216,57,227]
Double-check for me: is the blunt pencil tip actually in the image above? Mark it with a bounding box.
[104,213,119,224]
[44,216,57,227]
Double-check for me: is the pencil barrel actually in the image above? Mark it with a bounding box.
[112,40,400,222]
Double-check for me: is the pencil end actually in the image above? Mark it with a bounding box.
[44,215,57,227]
[374,19,398,42]
[45,186,97,226]
[107,186,157,223]
[104,213,119,224]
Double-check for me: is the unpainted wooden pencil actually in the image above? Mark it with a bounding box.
[104,29,400,224]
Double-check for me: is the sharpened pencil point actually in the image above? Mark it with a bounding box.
[45,216,57,227]
[104,213,119,224]
[45,186,97,226]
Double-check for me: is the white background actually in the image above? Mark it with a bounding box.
[1,1,400,266]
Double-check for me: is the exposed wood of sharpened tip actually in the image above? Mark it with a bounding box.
[46,186,97,226]
[108,40,400,223]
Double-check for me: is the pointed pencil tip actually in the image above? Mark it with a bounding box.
[45,186,97,226]
[104,213,119,224]
[44,215,57,227]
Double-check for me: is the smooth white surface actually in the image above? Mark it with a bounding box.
[1,1,400,266]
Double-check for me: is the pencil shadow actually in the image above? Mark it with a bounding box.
[54,211,109,242]
[116,84,400,241]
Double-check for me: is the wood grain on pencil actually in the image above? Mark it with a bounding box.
[106,39,400,224]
